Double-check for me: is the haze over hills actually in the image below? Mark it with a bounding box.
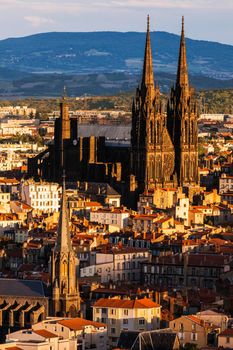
[0,31,233,97]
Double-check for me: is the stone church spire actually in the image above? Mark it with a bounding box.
[55,173,72,254]
[176,16,189,98]
[167,16,199,188]
[50,173,80,317]
[141,15,154,94]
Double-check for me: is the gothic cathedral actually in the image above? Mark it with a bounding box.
[131,16,199,193]
[28,16,199,207]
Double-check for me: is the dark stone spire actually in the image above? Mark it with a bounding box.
[141,15,154,93]
[55,172,72,254]
[176,16,189,97]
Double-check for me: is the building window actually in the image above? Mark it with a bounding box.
[191,333,197,341]
[111,328,116,334]
[123,319,128,324]
[139,319,145,325]
[123,309,128,316]
[226,336,230,343]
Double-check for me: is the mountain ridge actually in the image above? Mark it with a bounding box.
[0,31,232,97]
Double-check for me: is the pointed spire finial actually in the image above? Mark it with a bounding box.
[55,168,72,254]
[141,15,154,91]
[147,14,150,32]
[63,86,67,100]
[176,16,189,96]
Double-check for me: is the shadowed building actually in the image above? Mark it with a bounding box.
[28,17,199,207]
[131,16,175,193]
[0,179,80,341]
[0,279,49,341]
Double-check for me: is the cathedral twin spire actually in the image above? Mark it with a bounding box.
[131,15,199,191]
[142,15,155,93]
[176,16,189,99]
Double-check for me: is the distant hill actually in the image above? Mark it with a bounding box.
[0,31,233,97]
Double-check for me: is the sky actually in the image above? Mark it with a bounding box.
[0,0,232,45]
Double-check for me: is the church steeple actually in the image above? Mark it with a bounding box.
[50,172,80,317]
[141,15,154,92]
[167,16,199,188]
[176,16,189,97]
[55,173,72,254]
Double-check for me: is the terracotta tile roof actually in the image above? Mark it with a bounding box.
[58,317,106,331]
[219,329,233,337]
[0,178,19,185]
[5,347,23,350]
[33,329,58,338]
[185,315,203,326]
[94,298,160,309]
[133,214,158,221]
[84,202,102,207]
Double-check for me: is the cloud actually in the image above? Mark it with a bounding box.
[24,16,55,27]
[1,0,233,12]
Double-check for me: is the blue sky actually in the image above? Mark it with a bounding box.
[0,0,232,44]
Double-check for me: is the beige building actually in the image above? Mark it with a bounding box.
[82,247,150,283]
[196,310,228,332]
[33,317,108,350]
[218,329,233,348]
[93,297,161,348]
[175,197,189,225]
[90,208,129,231]
[4,329,73,350]
[188,209,204,226]
[170,315,218,349]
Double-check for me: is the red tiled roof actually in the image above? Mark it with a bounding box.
[219,329,233,337]
[185,315,203,326]
[33,329,58,338]
[94,298,160,309]
[58,318,106,331]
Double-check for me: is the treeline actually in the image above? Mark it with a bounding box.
[0,89,232,118]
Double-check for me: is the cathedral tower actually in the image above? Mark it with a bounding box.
[131,16,175,192]
[50,174,80,317]
[53,92,71,180]
[167,17,199,187]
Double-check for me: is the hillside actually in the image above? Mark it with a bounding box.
[0,31,232,97]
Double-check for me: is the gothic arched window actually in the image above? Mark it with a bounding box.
[156,121,160,144]
[184,120,188,143]
[150,121,154,144]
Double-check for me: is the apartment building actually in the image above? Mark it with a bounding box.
[21,180,60,213]
[90,208,129,230]
[81,246,150,283]
[170,315,219,348]
[93,298,161,347]
[142,253,231,289]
